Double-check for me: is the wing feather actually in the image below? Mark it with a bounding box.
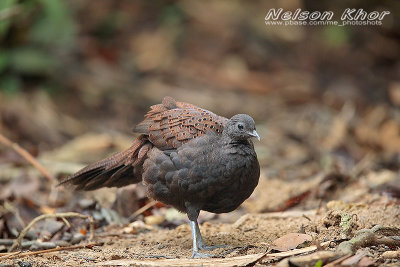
[134,96,228,150]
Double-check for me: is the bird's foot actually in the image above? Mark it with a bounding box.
[191,251,216,258]
[198,243,231,250]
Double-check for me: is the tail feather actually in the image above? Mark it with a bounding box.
[77,165,129,191]
[58,136,151,191]
[103,164,134,187]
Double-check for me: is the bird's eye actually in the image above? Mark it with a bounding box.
[237,124,244,130]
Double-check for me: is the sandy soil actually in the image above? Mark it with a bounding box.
[2,176,399,266]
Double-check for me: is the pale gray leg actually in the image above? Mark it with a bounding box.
[194,220,230,250]
[190,220,214,258]
[186,202,229,258]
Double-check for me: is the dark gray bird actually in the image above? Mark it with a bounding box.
[59,96,260,258]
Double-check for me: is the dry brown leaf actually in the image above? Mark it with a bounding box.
[270,233,313,252]
[357,257,376,267]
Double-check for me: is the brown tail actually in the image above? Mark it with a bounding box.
[58,135,153,191]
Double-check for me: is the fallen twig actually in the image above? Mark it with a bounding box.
[0,242,102,260]
[128,200,159,222]
[0,251,21,260]
[262,240,331,260]
[9,212,95,252]
[336,225,400,255]
[0,133,56,183]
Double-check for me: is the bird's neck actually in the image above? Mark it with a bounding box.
[222,132,251,146]
[228,138,252,147]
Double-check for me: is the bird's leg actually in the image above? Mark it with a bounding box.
[186,202,215,258]
[186,202,229,258]
[189,220,214,258]
[194,220,230,250]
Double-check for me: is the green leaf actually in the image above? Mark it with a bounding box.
[9,47,58,74]
[0,51,10,73]
[0,75,21,95]
[314,259,323,267]
[322,26,349,48]
[29,0,76,47]
[161,4,185,26]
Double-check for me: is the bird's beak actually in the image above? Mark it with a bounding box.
[249,130,260,141]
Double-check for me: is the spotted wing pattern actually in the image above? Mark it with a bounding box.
[134,96,228,150]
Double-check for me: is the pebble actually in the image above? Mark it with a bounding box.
[122,220,154,234]
[78,199,96,209]
[62,232,72,242]
[92,211,104,221]
[378,246,388,252]
[71,233,86,245]
[101,208,127,225]
[0,239,13,245]
[144,215,165,225]
[21,241,36,249]
[17,262,32,267]
[110,254,123,260]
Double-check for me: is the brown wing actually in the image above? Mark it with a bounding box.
[134,96,228,150]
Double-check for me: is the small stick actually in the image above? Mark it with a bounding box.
[9,212,95,252]
[336,225,400,255]
[61,217,71,228]
[0,133,56,183]
[0,242,102,260]
[264,241,331,259]
[0,251,21,260]
[128,200,158,222]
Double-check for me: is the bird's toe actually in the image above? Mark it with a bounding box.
[191,251,217,258]
[198,244,231,251]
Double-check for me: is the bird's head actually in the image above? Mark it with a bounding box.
[224,114,260,141]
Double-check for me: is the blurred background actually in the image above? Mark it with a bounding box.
[0,0,400,244]
[0,0,399,149]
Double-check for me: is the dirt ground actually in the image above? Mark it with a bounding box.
[1,169,399,266]
[6,207,398,266]
[1,101,400,266]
